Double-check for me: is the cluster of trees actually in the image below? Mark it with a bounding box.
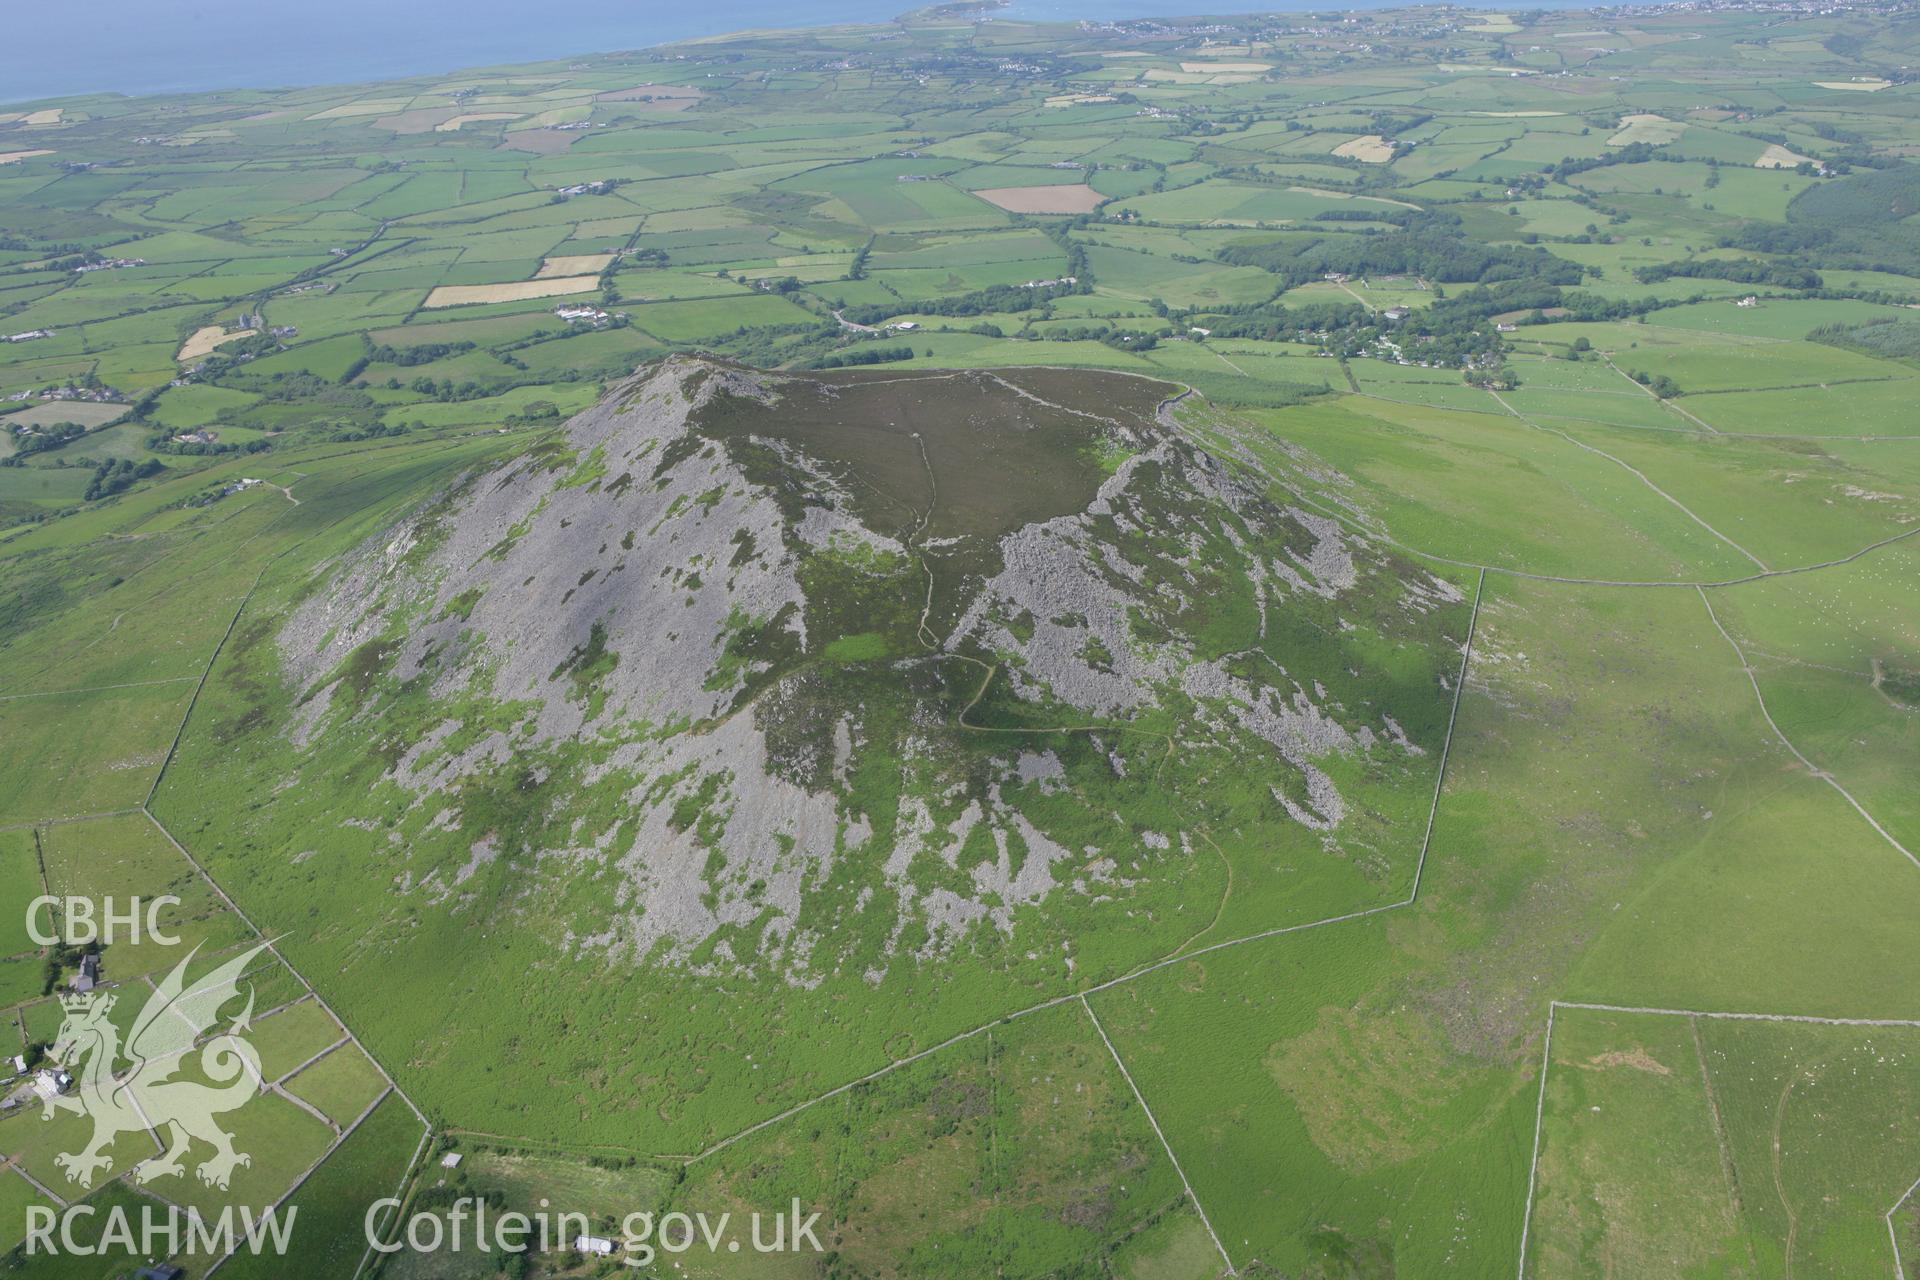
[1635,259,1820,288]
[83,457,165,501]
[1203,275,1573,370]
[1626,369,1682,398]
[1201,298,1369,345]
[319,420,416,443]
[40,939,100,996]
[1718,220,1920,279]
[838,279,1081,327]
[1217,222,1583,290]
[503,400,564,426]
[1789,164,1920,228]
[366,340,478,367]
[1809,317,1920,361]
[0,421,85,463]
[148,431,269,457]
[810,344,914,369]
[1544,141,1667,181]
[390,375,499,401]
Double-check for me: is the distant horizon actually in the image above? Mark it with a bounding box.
[4,0,1545,106]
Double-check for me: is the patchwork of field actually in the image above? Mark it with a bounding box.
[1526,1007,1920,1277]
[2,0,1918,1276]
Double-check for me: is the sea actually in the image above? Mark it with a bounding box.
[3,0,1502,106]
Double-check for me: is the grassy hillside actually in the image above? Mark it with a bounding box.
[2,3,1918,1276]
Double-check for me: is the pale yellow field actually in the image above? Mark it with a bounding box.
[1814,79,1891,91]
[433,112,525,132]
[1608,113,1684,146]
[1755,143,1815,169]
[536,255,615,278]
[304,100,413,120]
[1333,135,1395,163]
[1180,61,1270,73]
[423,277,601,308]
[971,184,1105,214]
[176,326,249,363]
[1045,93,1117,107]
[0,150,54,165]
[1472,111,1565,117]
[18,109,64,126]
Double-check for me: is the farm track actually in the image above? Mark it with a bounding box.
[0,675,199,701]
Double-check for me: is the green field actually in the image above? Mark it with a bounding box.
[1528,1008,1920,1277]
[2,2,1918,1276]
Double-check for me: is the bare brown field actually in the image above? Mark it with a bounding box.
[973,183,1105,214]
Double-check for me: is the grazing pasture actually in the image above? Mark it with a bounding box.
[0,3,1917,1274]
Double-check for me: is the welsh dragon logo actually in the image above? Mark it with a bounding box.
[42,942,269,1191]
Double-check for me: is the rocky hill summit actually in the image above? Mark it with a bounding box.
[275,356,1463,982]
